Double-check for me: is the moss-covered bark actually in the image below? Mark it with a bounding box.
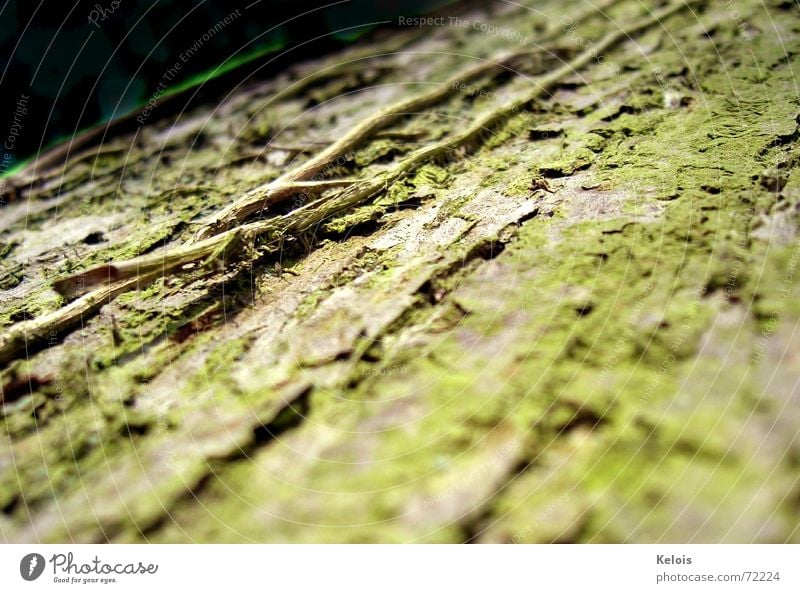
[1,0,799,542]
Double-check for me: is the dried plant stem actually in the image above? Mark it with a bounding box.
[194,0,626,240]
[54,0,692,292]
[1,1,693,365]
[0,271,161,365]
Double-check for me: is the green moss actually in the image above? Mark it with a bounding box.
[183,334,255,397]
[3,0,800,544]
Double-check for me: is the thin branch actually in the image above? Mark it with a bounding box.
[194,0,627,240]
[0,0,696,365]
[50,1,694,293]
[0,271,162,365]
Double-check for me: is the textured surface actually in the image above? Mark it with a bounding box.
[1,0,799,543]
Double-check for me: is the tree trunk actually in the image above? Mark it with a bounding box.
[2,0,799,543]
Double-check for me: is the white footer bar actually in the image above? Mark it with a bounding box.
[1,544,797,591]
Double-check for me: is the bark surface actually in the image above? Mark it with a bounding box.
[1,0,799,543]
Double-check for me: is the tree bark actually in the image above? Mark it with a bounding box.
[1,0,799,543]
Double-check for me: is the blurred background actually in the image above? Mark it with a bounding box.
[0,0,455,170]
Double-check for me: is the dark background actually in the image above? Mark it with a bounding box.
[0,0,454,169]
